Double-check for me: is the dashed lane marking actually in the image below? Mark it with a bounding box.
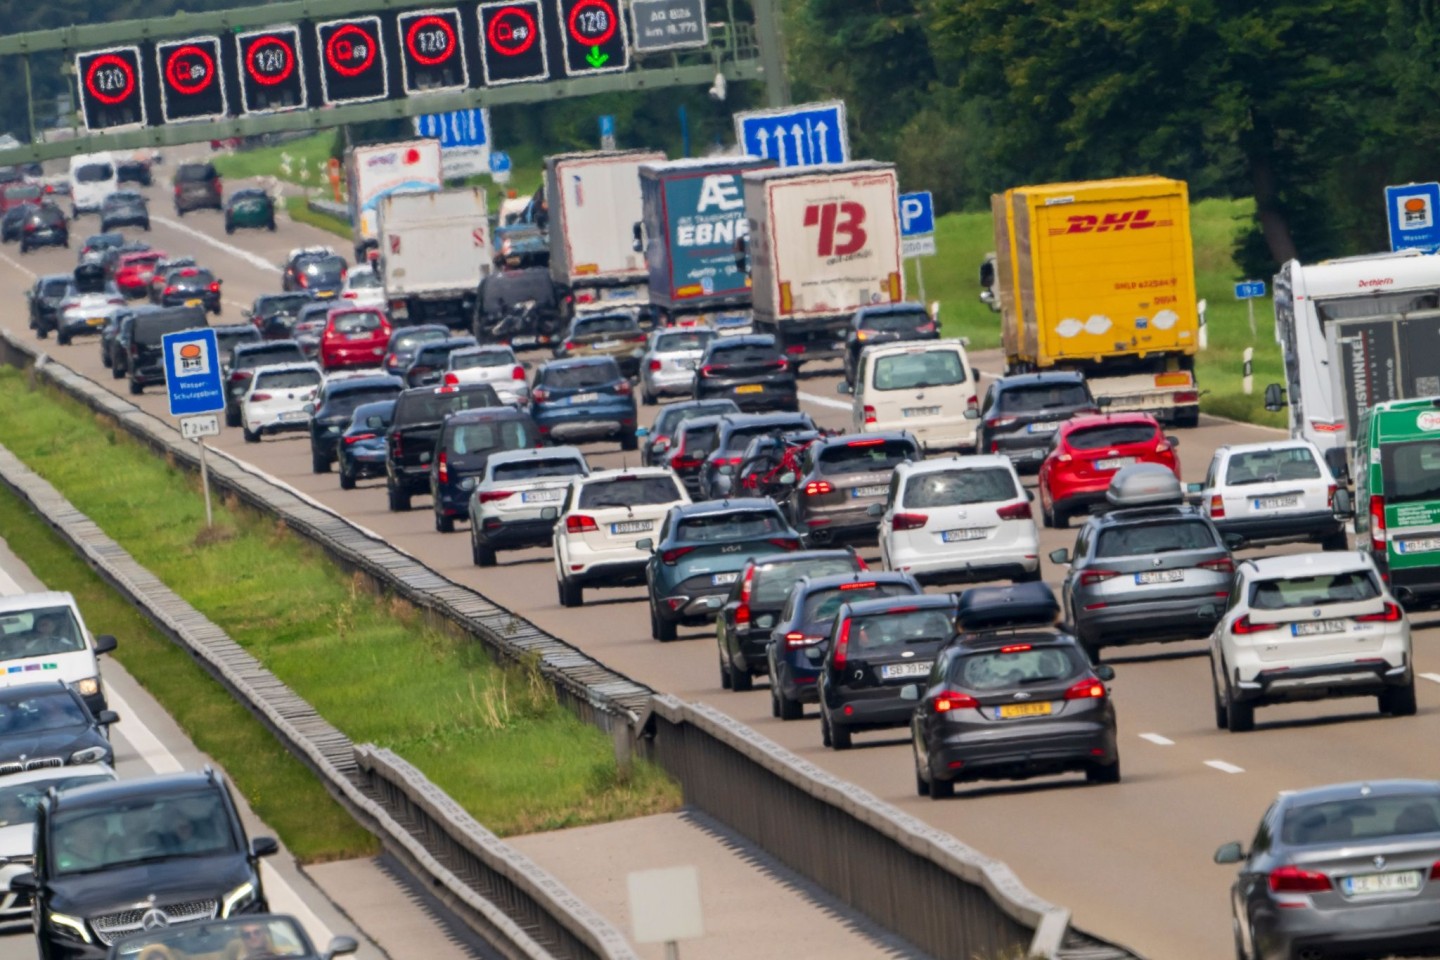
[1204,759,1245,774]
[1138,733,1175,746]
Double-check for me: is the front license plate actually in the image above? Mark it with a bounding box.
[854,485,889,498]
[611,520,651,534]
[1095,456,1135,471]
[1135,569,1183,585]
[880,662,931,680]
[1342,871,1422,896]
[1027,421,1058,434]
[941,527,988,542]
[569,392,599,404]
[1292,619,1346,636]
[184,298,203,307]
[712,572,739,586]
[736,384,764,394]
[521,490,563,503]
[1254,495,1300,510]
[1397,537,1440,554]
[997,702,1053,719]
[902,406,941,417]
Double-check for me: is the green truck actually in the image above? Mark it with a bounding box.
[1352,396,1440,609]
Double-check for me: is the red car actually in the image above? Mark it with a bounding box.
[1036,413,1179,528]
[113,250,166,299]
[319,307,391,372]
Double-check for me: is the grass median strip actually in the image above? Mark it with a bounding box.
[0,369,681,837]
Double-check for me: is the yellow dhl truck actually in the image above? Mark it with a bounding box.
[982,176,1203,426]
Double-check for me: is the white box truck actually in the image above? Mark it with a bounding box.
[741,161,904,366]
[377,188,489,329]
[345,139,443,262]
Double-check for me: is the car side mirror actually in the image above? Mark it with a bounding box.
[1223,533,1246,552]
[93,634,117,655]
[1096,396,1113,408]
[1166,435,1180,448]
[1049,547,1071,565]
[1263,383,1286,412]
[8,872,36,895]
[324,936,360,960]
[963,408,980,420]
[777,471,796,486]
[540,506,559,521]
[1094,665,1115,681]
[96,710,119,726]
[636,538,654,551]
[899,683,920,702]
[866,502,884,518]
[1214,841,1245,865]
[1332,488,1353,519]
[251,836,279,858]
[636,426,649,438]
[836,382,852,395]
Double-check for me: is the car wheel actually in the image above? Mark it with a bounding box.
[829,715,852,750]
[175,206,185,217]
[18,242,27,255]
[242,426,260,443]
[111,362,124,380]
[650,601,677,642]
[142,221,150,231]
[225,406,240,428]
[552,574,580,606]
[339,466,356,490]
[225,222,234,235]
[388,484,411,512]
[1085,757,1121,784]
[1381,680,1418,717]
[35,327,47,341]
[1213,677,1229,730]
[777,688,802,721]
[1014,566,1043,584]
[267,220,277,232]
[1174,407,1201,428]
[620,430,639,452]
[731,663,752,692]
[128,378,142,395]
[930,776,954,800]
[311,450,331,474]
[1320,530,1349,551]
[718,647,733,690]
[1225,684,1255,733]
[914,751,930,797]
[434,510,456,534]
[1041,498,1056,528]
[1081,637,1103,664]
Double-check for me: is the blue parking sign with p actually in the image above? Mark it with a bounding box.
[899,192,934,237]
[162,328,225,417]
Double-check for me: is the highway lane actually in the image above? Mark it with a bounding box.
[4,173,1435,959]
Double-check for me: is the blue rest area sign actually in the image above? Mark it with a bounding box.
[734,100,849,168]
[1234,280,1266,300]
[899,191,934,237]
[162,328,225,417]
[1385,182,1440,253]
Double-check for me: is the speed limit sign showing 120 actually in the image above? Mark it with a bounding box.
[398,8,468,94]
[155,36,227,123]
[236,26,307,114]
[559,0,629,76]
[75,46,147,131]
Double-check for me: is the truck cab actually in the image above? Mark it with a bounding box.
[1352,396,1440,611]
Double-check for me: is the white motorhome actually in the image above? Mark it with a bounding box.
[1269,249,1440,478]
[67,152,117,218]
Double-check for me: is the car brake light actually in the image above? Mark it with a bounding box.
[208,282,220,293]
[784,344,805,354]
[437,451,449,484]
[933,690,977,712]
[164,285,177,295]
[565,514,598,533]
[1064,678,1106,700]
[1200,558,1235,574]
[1210,494,1225,519]
[767,538,800,551]
[649,359,663,372]
[999,644,1032,654]
[805,480,834,496]
[700,365,717,377]
[532,387,550,403]
[1232,615,1280,635]
[615,380,633,396]
[863,405,876,424]
[343,291,357,299]
[1078,569,1118,586]
[988,417,1017,429]
[512,365,525,380]
[297,274,308,287]
[443,372,460,386]
[1370,495,1386,550]
[479,491,515,503]
[1326,484,1337,509]
[833,618,852,667]
[1268,865,1330,894]
[661,545,697,564]
[736,567,755,626]
[892,513,928,531]
[966,394,978,411]
[997,502,1031,520]
[343,433,376,444]
[249,392,272,402]
[562,340,575,352]
[848,438,885,447]
[180,268,198,277]
[839,580,878,591]
[1355,602,1402,623]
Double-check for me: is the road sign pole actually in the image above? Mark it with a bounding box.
[198,439,213,528]
[1247,298,1256,340]
[914,255,926,305]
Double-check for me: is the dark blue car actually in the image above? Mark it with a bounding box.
[337,399,395,490]
[308,374,404,474]
[530,356,638,451]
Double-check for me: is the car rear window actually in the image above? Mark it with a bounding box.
[176,164,217,182]
[393,329,447,352]
[324,387,399,418]
[40,279,70,297]
[1225,447,1322,484]
[214,328,259,357]
[236,345,305,368]
[574,315,638,336]
[801,582,916,622]
[257,294,310,317]
[483,271,555,311]
[817,438,917,475]
[950,645,1085,691]
[448,419,537,456]
[395,387,498,424]
[348,270,381,289]
[1093,520,1218,558]
[302,256,346,280]
[415,342,473,364]
[723,418,813,453]
[492,458,586,482]
[902,467,1017,508]
[578,475,681,508]
[1068,423,1159,450]
[74,163,113,183]
[873,349,965,390]
[677,424,720,458]
[1282,795,1440,846]
[998,382,1091,412]
[751,558,859,604]
[107,191,142,204]
[657,403,735,436]
[452,350,514,370]
[656,331,715,353]
[677,510,786,541]
[331,312,383,335]
[1247,571,1381,610]
[708,343,782,365]
[1381,439,1440,504]
[847,608,955,653]
[253,368,321,390]
[5,185,41,201]
[860,310,930,333]
[541,362,620,389]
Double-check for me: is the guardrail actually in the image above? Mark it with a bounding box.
[306,197,351,222]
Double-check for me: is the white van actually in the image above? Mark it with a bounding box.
[0,592,116,716]
[842,338,980,452]
[68,152,117,218]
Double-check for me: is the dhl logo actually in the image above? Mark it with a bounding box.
[1050,209,1173,235]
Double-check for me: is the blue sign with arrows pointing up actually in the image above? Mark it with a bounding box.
[734,100,849,169]
[414,107,488,148]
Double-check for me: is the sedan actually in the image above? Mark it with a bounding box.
[531,357,639,450]
[224,188,276,233]
[1037,413,1179,528]
[693,334,798,412]
[98,191,149,232]
[552,311,648,377]
[337,400,396,491]
[640,326,716,404]
[55,291,126,347]
[0,682,118,771]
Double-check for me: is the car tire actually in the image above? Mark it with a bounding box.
[434,509,456,533]
[111,363,123,380]
[311,450,331,474]
[1014,566,1043,584]
[620,430,639,452]
[128,378,142,395]
[731,664,752,693]
[650,602,677,642]
[267,220,277,232]
[1381,680,1418,717]
[175,206,185,217]
[914,752,930,797]
[777,688,803,721]
[142,221,150,231]
[35,327,47,341]
[718,648,733,690]
[557,576,581,606]
[473,542,496,566]
[1173,407,1201,429]
[242,426,260,443]
[388,484,411,512]
[641,387,655,406]
[1213,677,1229,730]
[225,406,240,428]
[929,776,954,800]
[1320,530,1349,551]
[339,466,356,491]
[1086,758,1121,784]
[225,222,235,235]
[1081,638,1103,665]
[826,712,852,749]
[1225,685,1255,733]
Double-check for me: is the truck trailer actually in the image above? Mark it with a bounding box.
[376,187,489,328]
[345,139,443,262]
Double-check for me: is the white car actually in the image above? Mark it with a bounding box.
[1209,552,1413,733]
[0,592,116,716]
[844,339,980,453]
[445,345,530,406]
[339,263,387,309]
[239,362,323,443]
[1192,439,1348,550]
[0,763,117,924]
[553,468,690,607]
[877,455,1040,584]
[469,447,589,566]
[56,291,126,345]
[639,326,716,405]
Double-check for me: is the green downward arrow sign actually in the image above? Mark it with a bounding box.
[585,45,609,68]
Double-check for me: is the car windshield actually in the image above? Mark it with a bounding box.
[579,475,681,508]
[492,458,586,482]
[40,279,69,297]
[331,311,383,335]
[1282,795,1440,846]
[0,690,87,734]
[1226,447,1322,485]
[999,382,1091,412]
[801,582,916,622]
[708,344,782,366]
[1379,439,1440,504]
[574,315,638,337]
[253,369,321,391]
[847,608,955,653]
[752,558,860,604]
[452,350,513,370]
[0,604,87,661]
[49,788,237,875]
[873,350,965,390]
[448,419,536,456]
[677,510,785,541]
[0,773,111,828]
[74,163,113,183]
[861,310,930,334]
[1067,423,1159,450]
[324,388,398,419]
[656,331,714,353]
[1094,520,1218,558]
[393,329,447,353]
[817,439,917,475]
[99,917,310,960]
[237,346,305,369]
[4,185,41,201]
[541,363,619,389]
[301,256,346,280]
[902,468,1017,507]
[1248,571,1381,610]
[348,270,381,289]
[951,645,1085,691]
[483,271,553,311]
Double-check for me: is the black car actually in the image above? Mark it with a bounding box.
[716,549,865,692]
[27,273,73,339]
[286,252,347,300]
[0,682,117,771]
[173,161,223,214]
[99,191,149,232]
[976,372,1101,472]
[780,432,921,546]
[693,334,798,412]
[114,157,152,186]
[123,307,209,395]
[473,267,568,344]
[212,324,261,378]
[225,341,308,426]
[843,303,940,387]
[698,412,818,501]
[157,266,222,315]
[244,292,313,341]
[818,593,957,749]
[909,584,1120,797]
[429,407,540,531]
[640,399,739,468]
[338,400,396,491]
[386,382,502,512]
[99,310,128,373]
[2,204,31,243]
[382,324,450,378]
[19,203,68,254]
[667,415,727,500]
[12,768,277,960]
[308,375,405,474]
[405,337,479,388]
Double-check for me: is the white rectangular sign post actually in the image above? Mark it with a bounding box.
[628,866,703,958]
[162,328,226,528]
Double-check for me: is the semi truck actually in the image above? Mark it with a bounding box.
[635,156,774,333]
[376,187,489,328]
[1266,249,1440,479]
[985,176,1202,425]
[345,139,444,263]
[740,161,904,365]
[544,150,665,314]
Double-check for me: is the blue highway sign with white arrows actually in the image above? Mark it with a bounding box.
[734,101,849,169]
[415,107,488,148]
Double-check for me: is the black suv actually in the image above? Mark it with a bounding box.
[976,372,1100,472]
[386,382,501,512]
[13,768,276,960]
[308,375,405,473]
[842,303,940,387]
[123,307,209,396]
[19,203,68,254]
[225,341,307,427]
[474,267,567,343]
[429,407,540,532]
[173,162,222,214]
[693,334,798,412]
[28,273,72,339]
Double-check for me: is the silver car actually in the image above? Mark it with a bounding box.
[1216,780,1440,960]
[446,344,530,406]
[640,326,716,405]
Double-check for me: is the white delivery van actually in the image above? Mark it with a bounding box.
[844,338,980,452]
[68,152,117,218]
[0,592,116,716]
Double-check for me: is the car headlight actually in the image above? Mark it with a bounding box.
[74,677,100,698]
[221,880,257,917]
[49,912,91,943]
[69,746,108,765]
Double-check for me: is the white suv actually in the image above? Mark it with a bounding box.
[1210,552,1413,733]
[240,362,323,442]
[1192,439,1347,550]
[553,468,689,607]
[876,455,1040,584]
[468,447,589,567]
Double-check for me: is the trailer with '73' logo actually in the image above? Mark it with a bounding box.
[738,161,904,367]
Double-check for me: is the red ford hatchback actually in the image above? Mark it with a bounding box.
[1037,413,1179,528]
[319,307,391,372]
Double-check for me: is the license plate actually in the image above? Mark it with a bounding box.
[1135,569,1183,585]
[569,392,599,404]
[279,411,307,421]
[678,359,698,369]
[1342,871,1422,896]
[1398,537,1440,554]
[600,286,639,301]
[1027,421,1059,434]
[1254,495,1300,510]
[1292,619,1346,636]
[521,490,563,503]
[611,520,651,534]
[714,313,749,328]
[941,528,988,542]
[736,384,764,394]
[184,298,203,307]
[593,340,619,349]
[1095,457,1135,471]
[903,406,941,417]
[854,485,889,497]
[86,317,105,326]
[712,572,739,586]
[880,662,931,680]
[997,702,1053,719]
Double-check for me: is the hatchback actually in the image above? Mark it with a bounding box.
[642,399,739,469]
[530,357,638,450]
[112,249,165,299]
[842,303,940,387]
[157,266,222,315]
[240,363,323,443]
[693,334,798,412]
[99,191,149,232]
[1193,439,1347,551]
[698,412,818,501]
[640,326,716,404]
[553,311,648,377]
[553,469,690,607]
[307,374,404,473]
[782,433,921,546]
[429,407,541,531]
[977,372,1101,472]
[172,161,222,213]
[244,292,313,341]
[382,324,450,378]
[337,399,395,491]
[287,252,347,300]
[224,188,275,233]
[18,203,67,254]
[340,263,386,309]
[405,336,478,388]
[468,447,589,566]
[444,345,529,406]
[320,307,391,372]
[1038,414,1180,528]
[225,341,307,426]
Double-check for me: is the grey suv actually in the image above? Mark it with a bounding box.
[173,162,222,214]
[976,372,1099,472]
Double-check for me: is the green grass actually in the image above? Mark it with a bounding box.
[284,196,350,240]
[904,197,1285,428]
[211,133,339,188]
[0,372,682,836]
[0,480,376,864]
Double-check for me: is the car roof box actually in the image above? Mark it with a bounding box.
[956,582,1059,631]
[1106,462,1182,507]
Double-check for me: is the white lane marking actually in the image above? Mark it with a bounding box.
[1138,732,1175,746]
[0,246,37,280]
[151,214,281,275]
[1421,673,1440,685]
[105,685,184,775]
[0,564,25,597]
[798,390,852,412]
[1205,759,1245,774]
